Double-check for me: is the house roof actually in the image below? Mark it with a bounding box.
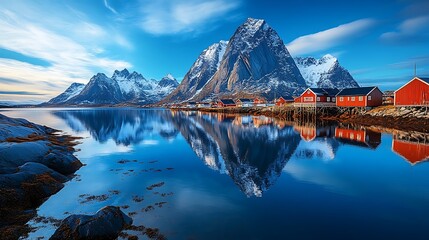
[237,98,253,103]
[418,77,429,84]
[278,95,294,101]
[336,87,378,96]
[309,88,339,96]
[219,99,236,105]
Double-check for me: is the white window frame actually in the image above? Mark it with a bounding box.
[359,96,363,101]
[316,97,320,102]
[368,96,372,101]
[327,97,330,102]
[351,97,355,101]
[340,97,343,102]
[332,97,336,102]
[304,97,313,102]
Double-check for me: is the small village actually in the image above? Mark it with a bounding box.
[170,76,429,110]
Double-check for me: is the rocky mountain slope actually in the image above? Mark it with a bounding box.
[161,41,228,103]
[294,54,359,89]
[47,83,85,104]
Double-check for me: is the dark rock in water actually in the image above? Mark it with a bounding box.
[50,206,132,240]
[0,113,83,239]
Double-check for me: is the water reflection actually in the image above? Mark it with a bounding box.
[52,109,429,197]
[392,132,429,165]
[53,109,178,145]
[170,112,301,197]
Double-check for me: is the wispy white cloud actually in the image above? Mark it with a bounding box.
[104,0,118,14]
[139,0,240,35]
[286,19,376,56]
[0,9,131,102]
[380,15,429,44]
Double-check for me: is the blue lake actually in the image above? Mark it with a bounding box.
[2,108,429,239]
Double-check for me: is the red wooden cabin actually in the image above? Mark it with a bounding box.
[336,86,383,107]
[253,97,267,107]
[217,99,236,108]
[394,77,429,106]
[392,138,429,165]
[294,88,339,107]
[275,96,294,106]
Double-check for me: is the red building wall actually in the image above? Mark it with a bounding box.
[295,90,317,103]
[395,78,429,106]
[367,88,383,107]
[337,88,383,107]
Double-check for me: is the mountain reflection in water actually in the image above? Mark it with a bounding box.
[53,108,428,197]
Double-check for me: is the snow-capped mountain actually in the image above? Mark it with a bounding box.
[47,83,85,104]
[46,69,179,105]
[190,18,306,101]
[158,74,179,88]
[294,54,359,89]
[161,40,228,103]
[67,73,124,104]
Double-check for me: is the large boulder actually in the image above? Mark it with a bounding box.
[50,206,133,240]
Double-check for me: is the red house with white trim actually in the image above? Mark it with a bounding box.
[336,86,383,107]
[394,77,429,106]
[294,88,339,107]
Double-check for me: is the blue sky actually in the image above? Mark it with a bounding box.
[0,0,428,102]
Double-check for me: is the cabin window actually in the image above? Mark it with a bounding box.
[350,133,354,139]
[351,97,355,101]
[359,96,363,101]
[327,97,330,101]
[340,97,343,102]
[317,97,320,102]
[348,97,350,101]
[368,96,372,101]
[332,97,336,102]
[357,134,361,141]
[304,97,313,102]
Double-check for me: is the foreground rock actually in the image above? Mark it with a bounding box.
[50,206,132,240]
[0,113,82,238]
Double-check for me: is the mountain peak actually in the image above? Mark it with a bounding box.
[244,18,267,32]
[320,54,337,64]
[112,68,130,79]
[165,73,175,80]
[295,55,359,89]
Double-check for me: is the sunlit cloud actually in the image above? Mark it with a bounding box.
[0,9,132,102]
[139,0,240,35]
[104,0,118,14]
[286,18,376,56]
[380,15,429,44]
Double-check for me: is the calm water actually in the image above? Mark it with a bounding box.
[2,108,429,240]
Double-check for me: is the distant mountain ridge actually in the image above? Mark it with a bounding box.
[46,69,179,105]
[294,54,359,89]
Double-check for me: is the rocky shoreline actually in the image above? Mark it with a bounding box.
[171,105,429,133]
[0,113,83,239]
